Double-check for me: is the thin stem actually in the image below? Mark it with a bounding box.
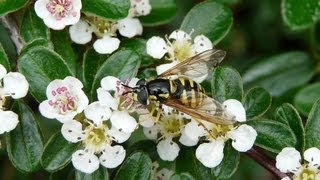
[1,15,24,54]
[246,146,289,179]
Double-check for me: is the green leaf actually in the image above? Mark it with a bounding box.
[140,0,177,26]
[246,119,297,153]
[18,47,73,102]
[115,152,152,180]
[282,0,320,30]
[20,7,50,44]
[0,0,28,16]
[91,49,140,100]
[243,87,271,119]
[170,173,195,180]
[127,140,157,161]
[20,38,53,54]
[121,38,156,68]
[51,29,76,74]
[175,146,212,179]
[83,48,109,95]
[6,101,43,172]
[305,98,320,148]
[242,51,315,97]
[75,166,108,180]
[275,103,305,152]
[294,83,320,115]
[82,0,130,20]
[180,1,233,45]
[0,43,10,70]
[41,132,79,172]
[211,66,243,102]
[137,68,157,80]
[212,142,239,179]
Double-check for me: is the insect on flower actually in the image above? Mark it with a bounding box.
[124,49,237,126]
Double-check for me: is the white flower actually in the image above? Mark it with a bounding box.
[69,12,143,54]
[0,64,29,134]
[276,147,320,179]
[62,102,130,173]
[157,137,180,161]
[146,30,213,83]
[35,0,82,30]
[39,76,89,123]
[184,99,257,168]
[129,0,152,17]
[151,162,174,180]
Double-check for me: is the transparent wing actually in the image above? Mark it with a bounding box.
[164,96,236,125]
[158,49,226,80]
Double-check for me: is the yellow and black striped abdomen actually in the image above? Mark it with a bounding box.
[172,77,206,108]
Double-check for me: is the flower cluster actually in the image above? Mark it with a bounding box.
[69,0,151,54]
[0,64,29,134]
[276,147,320,180]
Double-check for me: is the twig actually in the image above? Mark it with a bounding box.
[246,146,289,179]
[1,15,24,54]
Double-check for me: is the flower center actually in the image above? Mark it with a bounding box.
[298,167,317,180]
[209,124,233,139]
[48,86,77,114]
[170,40,193,62]
[85,16,117,38]
[46,0,74,20]
[83,125,110,153]
[159,115,184,137]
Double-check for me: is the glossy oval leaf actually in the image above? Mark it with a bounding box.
[140,0,177,26]
[211,66,243,102]
[114,152,152,180]
[75,166,108,180]
[0,0,28,16]
[170,173,195,180]
[305,98,320,149]
[243,87,271,119]
[180,1,233,45]
[282,0,320,30]
[82,0,130,20]
[0,44,10,71]
[246,119,297,153]
[20,7,50,44]
[275,103,305,152]
[6,100,43,172]
[18,47,73,102]
[51,29,76,74]
[41,132,79,172]
[91,49,140,100]
[175,146,212,179]
[242,51,315,97]
[212,142,239,179]
[294,83,320,115]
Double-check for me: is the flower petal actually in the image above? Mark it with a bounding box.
[72,150,100,174]
[195,139,225,168]
[100,76,121,91]
[192,35,213,54]
[183,120,206,141]
[179,128,199,146]
[157,138,180,161]
[69,20,93,44]
[93,36,120,54]
[43,15,66,30]
[275,147,301,173]
[39,100,76,123]
[0,64,7,80]
[108,126,131,143]
[34,0,50,19]
[84,102,111,125]
[61,120,84,143]
[139,114,154,128]
[169,30,191,42]
[110,111,137,133]
[117,17,143,38]
[146,36,168,59]
[156,62,179,76]
[143,125,159,140]
[155,168,174,180]
[130,0,152,16]
[3,72,29,99]
[228,124,257,152]
[100,145,126,168]
[222,99,246,122]
[97,88,119,110]
[0,110,19,134]
[304,147,320,167]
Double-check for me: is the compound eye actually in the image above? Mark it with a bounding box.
[136,79,146,86]
[137,89,148,105]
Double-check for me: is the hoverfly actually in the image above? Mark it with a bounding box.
[127,49,236,125]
